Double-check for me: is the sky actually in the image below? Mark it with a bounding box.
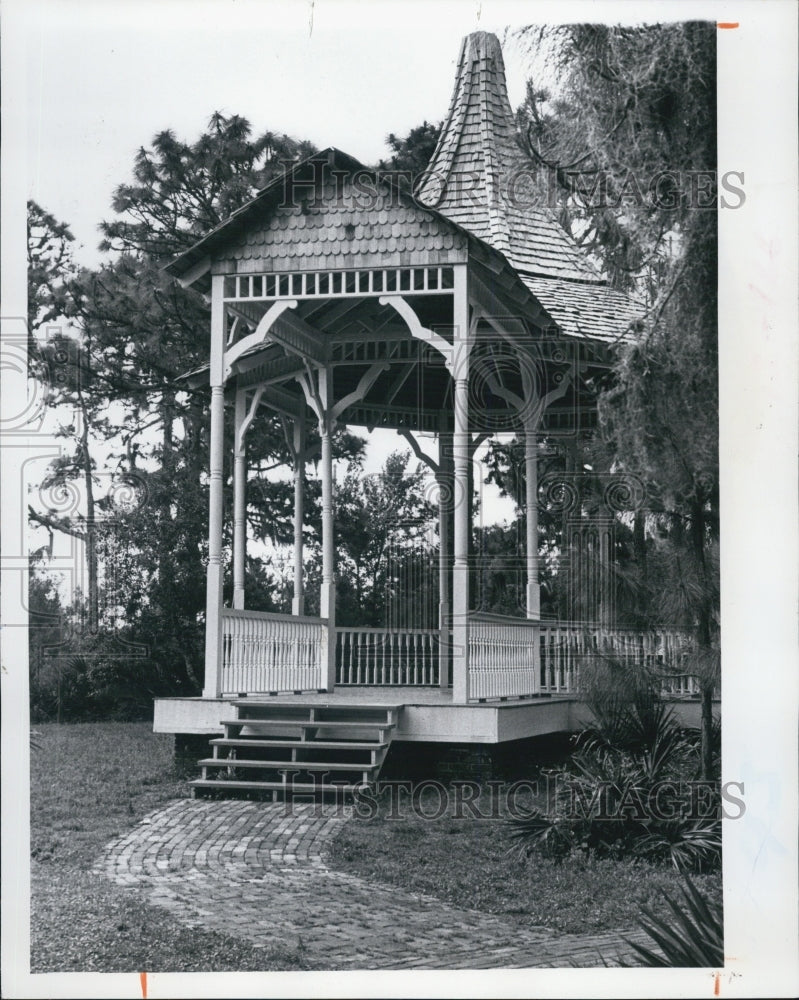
[22,0,559,515]
[25,0,541,269]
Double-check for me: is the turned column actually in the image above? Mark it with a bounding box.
[524,420,541,619]
[291,412,306,616]
[203,275,226,698]
[232,389,247,611]
[451,266,471,703]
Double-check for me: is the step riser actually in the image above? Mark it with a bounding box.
[189,779,371,798]
[191,701,401,800]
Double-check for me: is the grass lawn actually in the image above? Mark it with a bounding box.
[324,787,723,936]
[29,722,722,971]
[29,722,306,973]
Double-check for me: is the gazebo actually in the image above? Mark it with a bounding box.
[155,34,687,791]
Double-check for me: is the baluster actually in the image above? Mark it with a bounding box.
[253,614,260,693]
[244,614,251,693]
[237,614,244,693]
[273,619,280,692]
[250,614,257,692]
[396,631,403,685]
[243,614,249,693]
[224,614,230,694]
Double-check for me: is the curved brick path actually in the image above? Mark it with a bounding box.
[94,799,648,970]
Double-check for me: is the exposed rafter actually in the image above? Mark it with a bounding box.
[332,361,391,421]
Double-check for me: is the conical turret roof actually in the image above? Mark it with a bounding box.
[417,32,599,283]
[417,31,643,340]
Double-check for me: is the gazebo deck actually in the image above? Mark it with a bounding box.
[154,683,709,746]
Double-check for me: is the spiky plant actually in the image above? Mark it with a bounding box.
[625,876,723,966]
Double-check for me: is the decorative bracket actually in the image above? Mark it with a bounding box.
[236,386,266,451]
[331,361,390,421]
[224,299,298,380]
[379,295,454,374]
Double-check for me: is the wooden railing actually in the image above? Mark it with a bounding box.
[220,609,326,694]
[466,615,699,701]
[468,617,540,699]
[220,611,701,699]
[539,622,698,696]
[336,628,440,685]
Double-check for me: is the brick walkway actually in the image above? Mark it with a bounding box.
[94,799,649,970]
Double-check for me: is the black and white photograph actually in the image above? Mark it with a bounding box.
[1,1,796,997]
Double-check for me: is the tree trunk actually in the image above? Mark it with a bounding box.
[691,499,716,780]
[158,396,175,612]
[77,386,99,633]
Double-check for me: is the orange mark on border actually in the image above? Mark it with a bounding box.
[140,971,148,999]
[717,22,739,29]
[713,971,721,995]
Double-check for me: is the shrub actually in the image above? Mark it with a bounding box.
[507,653,721,872]
[625,876,724,966]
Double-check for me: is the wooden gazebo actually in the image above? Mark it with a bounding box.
[164,31,647,711]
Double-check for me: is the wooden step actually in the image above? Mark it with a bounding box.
[199,757,381,772]
[189,778,366,795]
[210,737,389,752]
[193,701,401,800]
[231,700,400,713]
[221,720,394,743]
[230,703,399,725]
[221,718,394,730]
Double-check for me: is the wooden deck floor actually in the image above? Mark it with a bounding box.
[154,688,714,744]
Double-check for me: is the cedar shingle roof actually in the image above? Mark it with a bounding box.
[523,275,643,343]
[165,33,642,345]
[417,31,643,340]
[219,175,469,272]
[417,32,600,284]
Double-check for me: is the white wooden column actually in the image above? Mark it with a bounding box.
[451,266,471,703]
[438,429,453,689]
[291,412,306,616]
[232,388,247,611]
[203,275,226,698]
[524,420,541,619]
[318,368,337,689]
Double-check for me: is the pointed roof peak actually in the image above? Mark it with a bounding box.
[418,31,600,283]
[460,30,504,58]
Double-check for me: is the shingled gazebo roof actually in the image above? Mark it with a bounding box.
[417,31,641,342]
[166,31,641,349]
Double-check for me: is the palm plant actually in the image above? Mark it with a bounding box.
[507,653,721,872]
[625,876,723,966]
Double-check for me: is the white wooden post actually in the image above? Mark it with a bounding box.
[438,429,452,690]
[232,388,247,611]
[318,368,337,689]
[524,420,541,619]
[291,411,305,616]
[203,275,226,698]
[451,266,471,703]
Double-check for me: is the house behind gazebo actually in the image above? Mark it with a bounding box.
[153,32,700,794]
